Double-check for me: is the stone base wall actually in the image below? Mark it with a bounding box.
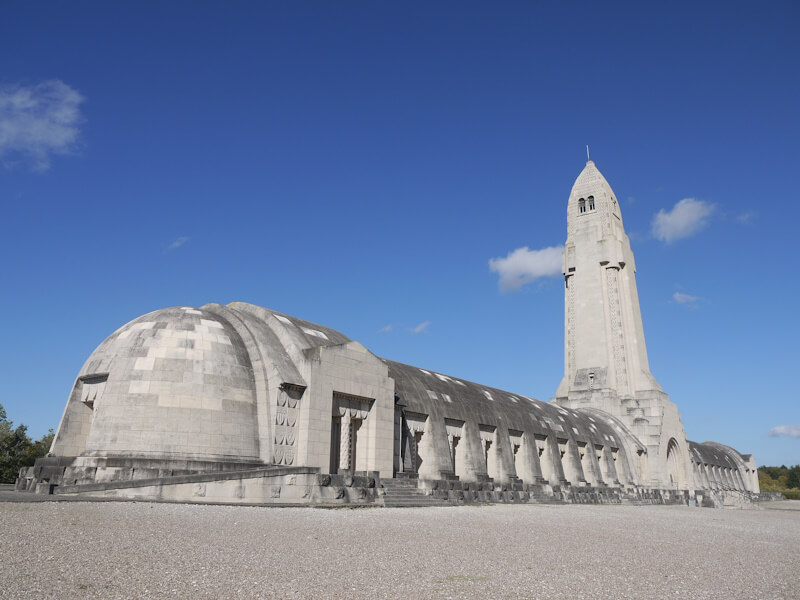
[695,489,760,509]
[415,477,701,506]
[16,455,266,492]
[755,491,785,501]
[54,469,379,506]
[410,478,759,508]
[15,456,74,492]
[16,455,380,506]
[15,454,757,508]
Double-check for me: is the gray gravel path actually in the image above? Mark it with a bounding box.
[1,501,798,599]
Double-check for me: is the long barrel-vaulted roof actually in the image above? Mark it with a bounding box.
[688,440,748,468]
[222,303,638,451]
[385,358,634,451]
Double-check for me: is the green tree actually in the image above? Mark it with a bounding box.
[28,429,54,459]
[758,469,781,492]
[787,465,800,490]
[0,403,54,484]
[761,465,788,480]
[759,465,800,494]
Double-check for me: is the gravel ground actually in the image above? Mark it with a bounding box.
[1,501,798,599]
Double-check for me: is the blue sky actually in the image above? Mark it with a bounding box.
[1,1,798,466]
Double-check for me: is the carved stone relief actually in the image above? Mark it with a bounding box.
[606,267,629,394]
[274,384,304,466]
[332,392,374,473]
[566,274,576,385]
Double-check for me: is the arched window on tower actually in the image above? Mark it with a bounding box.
[579,198,586,213]
[588,196,595,211]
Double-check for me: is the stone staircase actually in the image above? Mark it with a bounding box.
[529,488,560,504]
[380,478,450,508]
[620,495,646,506]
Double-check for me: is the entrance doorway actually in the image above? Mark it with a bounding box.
[330,392,373,475]
[330,415,363,474]
[666,438,684,490]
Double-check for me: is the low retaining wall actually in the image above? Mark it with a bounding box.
[55,469,380,506]
[416,478,693,506]
[15,454,757,508]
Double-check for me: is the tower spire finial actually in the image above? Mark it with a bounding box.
[586,145,590,162]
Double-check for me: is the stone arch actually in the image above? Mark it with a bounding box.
[534,434,555,483]
[576,408,645,486]
[666,438,687,490]
[558,438,583,485]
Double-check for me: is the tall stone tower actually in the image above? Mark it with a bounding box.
[555,160,691,489]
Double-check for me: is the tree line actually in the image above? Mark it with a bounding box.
[0,403,54,484]
[758,465,800,499]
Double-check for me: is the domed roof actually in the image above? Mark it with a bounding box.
[79,306,260,461]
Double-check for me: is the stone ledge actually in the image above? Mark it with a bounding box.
[56,465,319,494]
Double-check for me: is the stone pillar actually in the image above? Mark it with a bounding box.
[445,418,467,479]
[568,440,588,485]
[394,407,402,475]
[699,463,711,489]
[735,469,746,491]
[520,434,543,483]
[339,412,352,473]
[407,432,417,473]
[447,433,457,471]
[589,444,605,485]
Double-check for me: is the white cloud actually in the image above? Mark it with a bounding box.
[768,424,800,439]
[737,211,757,224]
[410,321,430,334]
[672,292,698,304]
[489,245,563,292]
[651,198,715,243]
[0,80,84,171]
[378,324,393,333]
[166,236,189,251]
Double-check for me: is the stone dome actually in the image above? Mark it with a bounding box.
[74,306,260,461]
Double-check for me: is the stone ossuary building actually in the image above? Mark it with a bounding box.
[18,161,759,507]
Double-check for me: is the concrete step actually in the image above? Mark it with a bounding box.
[383,495,448,501]
[382,490,445,499]
[384,499,448,505]
[381,479,450,507]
